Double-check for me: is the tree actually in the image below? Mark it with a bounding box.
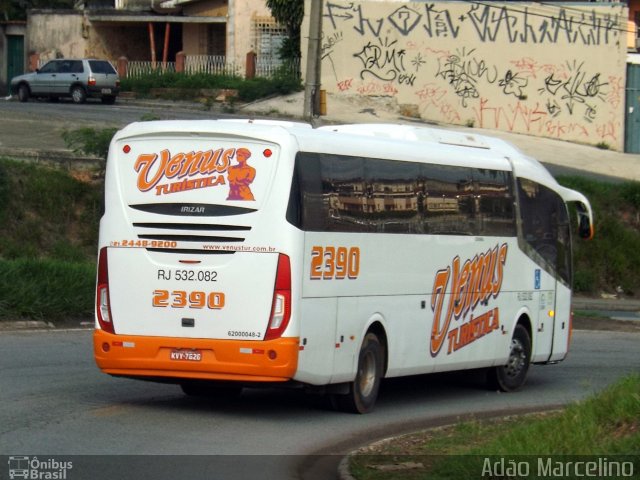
[266,0,304,61]
[1,0,76,21]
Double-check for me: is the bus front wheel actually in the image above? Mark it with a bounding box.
[487,324,531,392]
[331,332,383,414]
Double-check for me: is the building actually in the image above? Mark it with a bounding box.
[0,21,27,95]
[303,0,637,151]
[18,0,285,76]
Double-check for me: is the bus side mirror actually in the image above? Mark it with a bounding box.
[576,204,593,240]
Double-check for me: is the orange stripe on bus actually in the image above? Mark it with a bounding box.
[93,330,299,382]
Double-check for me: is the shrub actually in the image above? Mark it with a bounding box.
[62,127,118,159]
[120,71,302,101]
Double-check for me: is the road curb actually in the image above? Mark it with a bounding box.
[0,320,53,331]
[573,297,640,312]
[0,321,94,332]
[0,147,102,169]
[334,406,566,480]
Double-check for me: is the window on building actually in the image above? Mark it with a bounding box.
[252,16,287,60]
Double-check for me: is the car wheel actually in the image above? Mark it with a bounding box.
[101,95,116,105]
[71,86,87,104]
[17,84,29,103]
[331,332,384,414]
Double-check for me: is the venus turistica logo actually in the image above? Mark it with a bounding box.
[133,147,257,199]
[430,243,508,357]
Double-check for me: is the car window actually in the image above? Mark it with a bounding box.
[39,61,60,74]
[58,61,73,73]
[70,61,84,74]
[89,61,116,75]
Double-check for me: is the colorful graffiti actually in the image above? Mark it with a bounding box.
[318,0,627,149]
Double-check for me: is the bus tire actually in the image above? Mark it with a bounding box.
[487,324,531,392]
[331,332,383,414]
[180,381,242,400]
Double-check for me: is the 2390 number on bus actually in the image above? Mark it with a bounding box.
[152,290,225,309]
[310,246,360,280]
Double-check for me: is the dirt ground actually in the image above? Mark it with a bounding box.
[573,315,640,333]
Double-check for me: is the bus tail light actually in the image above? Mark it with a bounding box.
[567,308,574,351]
[96,247,115,334]
[265,254,291,341]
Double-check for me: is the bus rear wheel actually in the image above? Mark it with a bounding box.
[331,332,383,414]
[487,324,531,392]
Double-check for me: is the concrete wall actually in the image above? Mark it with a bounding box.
[229,0,273,69]
[630,0,640,51]
[27,11,88,61]
[183,0,228,17]
[90,24,150,61]
[304,0,628,150]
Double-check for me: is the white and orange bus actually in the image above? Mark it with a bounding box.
[94,120,593,413]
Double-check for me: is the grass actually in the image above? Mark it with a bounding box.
[349,374,640,479]
[0,158,100,321]
[557,176,640,296]
[0,258,95,321]
[1,160,640,320]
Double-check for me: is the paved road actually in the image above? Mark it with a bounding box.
[0,98,638,183]
[0,98,222,153]
[0,328,638,479]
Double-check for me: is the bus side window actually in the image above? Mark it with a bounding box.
[473,169,516,237]
[366,159,421,234]
[517,178,572,284]
[421,164,475,236]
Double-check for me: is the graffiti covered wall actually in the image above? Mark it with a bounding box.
[303,0,628,150]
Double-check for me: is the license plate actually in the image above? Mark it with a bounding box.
[170,349,202,362]
[101,88,112,94]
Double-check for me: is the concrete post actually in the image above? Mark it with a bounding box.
[176,51,185,73]
[304,0,324,120]
[29,52,40,72]
[117,57,128,78]
[245,50,256,79]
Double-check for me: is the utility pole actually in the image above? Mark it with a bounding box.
[303,0,323,121]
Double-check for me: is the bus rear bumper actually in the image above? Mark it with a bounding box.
[93,329,299,383]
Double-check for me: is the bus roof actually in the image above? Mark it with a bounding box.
[112,119,593,235]
[112,119,587,212]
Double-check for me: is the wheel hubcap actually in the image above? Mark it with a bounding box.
[358,350,377,397]
[505,338,526,378]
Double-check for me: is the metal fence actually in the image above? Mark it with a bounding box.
[184,55,239,76]
[126,61,176,77]
[256,57,300,78]
[36,55,300,79]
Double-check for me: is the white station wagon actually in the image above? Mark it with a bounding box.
[10,58,120,104]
